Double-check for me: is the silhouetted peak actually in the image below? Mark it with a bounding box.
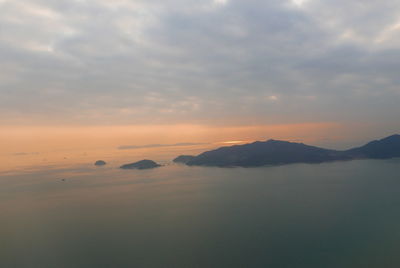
[264,139,290,144]
[380,134,400,142]
[173,155,195,164]
[363,134,400,146]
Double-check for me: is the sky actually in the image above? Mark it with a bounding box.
[1,0,400,147]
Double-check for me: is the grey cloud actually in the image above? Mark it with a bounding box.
[0,0,399,126]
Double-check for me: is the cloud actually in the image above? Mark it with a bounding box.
[0,0,399,128]
[268,95,279,101]
[213,0,229,6]
[12,152,40,156]
[118,142,208,150]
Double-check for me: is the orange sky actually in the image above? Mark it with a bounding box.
[1,122,343,153]
[1,122,396,174]
[1,122,393,154]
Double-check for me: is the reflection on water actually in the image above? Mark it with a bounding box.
[1,159,400,267]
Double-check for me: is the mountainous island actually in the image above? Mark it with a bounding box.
[176,134,400,168]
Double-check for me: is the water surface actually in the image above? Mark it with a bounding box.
[1,159,400,267]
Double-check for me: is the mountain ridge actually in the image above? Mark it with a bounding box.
[183,134,400,167]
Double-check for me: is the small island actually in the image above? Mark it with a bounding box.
[95,160,107,166]
[120,159,161,170]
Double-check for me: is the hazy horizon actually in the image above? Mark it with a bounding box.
[1,124,398,174]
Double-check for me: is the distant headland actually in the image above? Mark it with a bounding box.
[174,134,400,168]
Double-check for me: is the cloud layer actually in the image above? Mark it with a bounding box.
[118,142,207,150]
[1,0,400,127]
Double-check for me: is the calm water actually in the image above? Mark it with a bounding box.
[1,159,400,267]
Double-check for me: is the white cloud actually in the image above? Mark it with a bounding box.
[213,0,228,5]
[291,0,309,7]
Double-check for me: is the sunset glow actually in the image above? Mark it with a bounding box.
[1,0,400,267]
[0,121,391,173]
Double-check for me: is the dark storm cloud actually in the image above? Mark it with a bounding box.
[0,0,399,126]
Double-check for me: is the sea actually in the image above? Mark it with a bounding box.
[1,145,400,267]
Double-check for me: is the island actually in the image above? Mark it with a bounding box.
[173,155,196,164]
[120,159,161,170]
[94,160,107,166]
[182,134,400,167]
[345,134,400,159]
